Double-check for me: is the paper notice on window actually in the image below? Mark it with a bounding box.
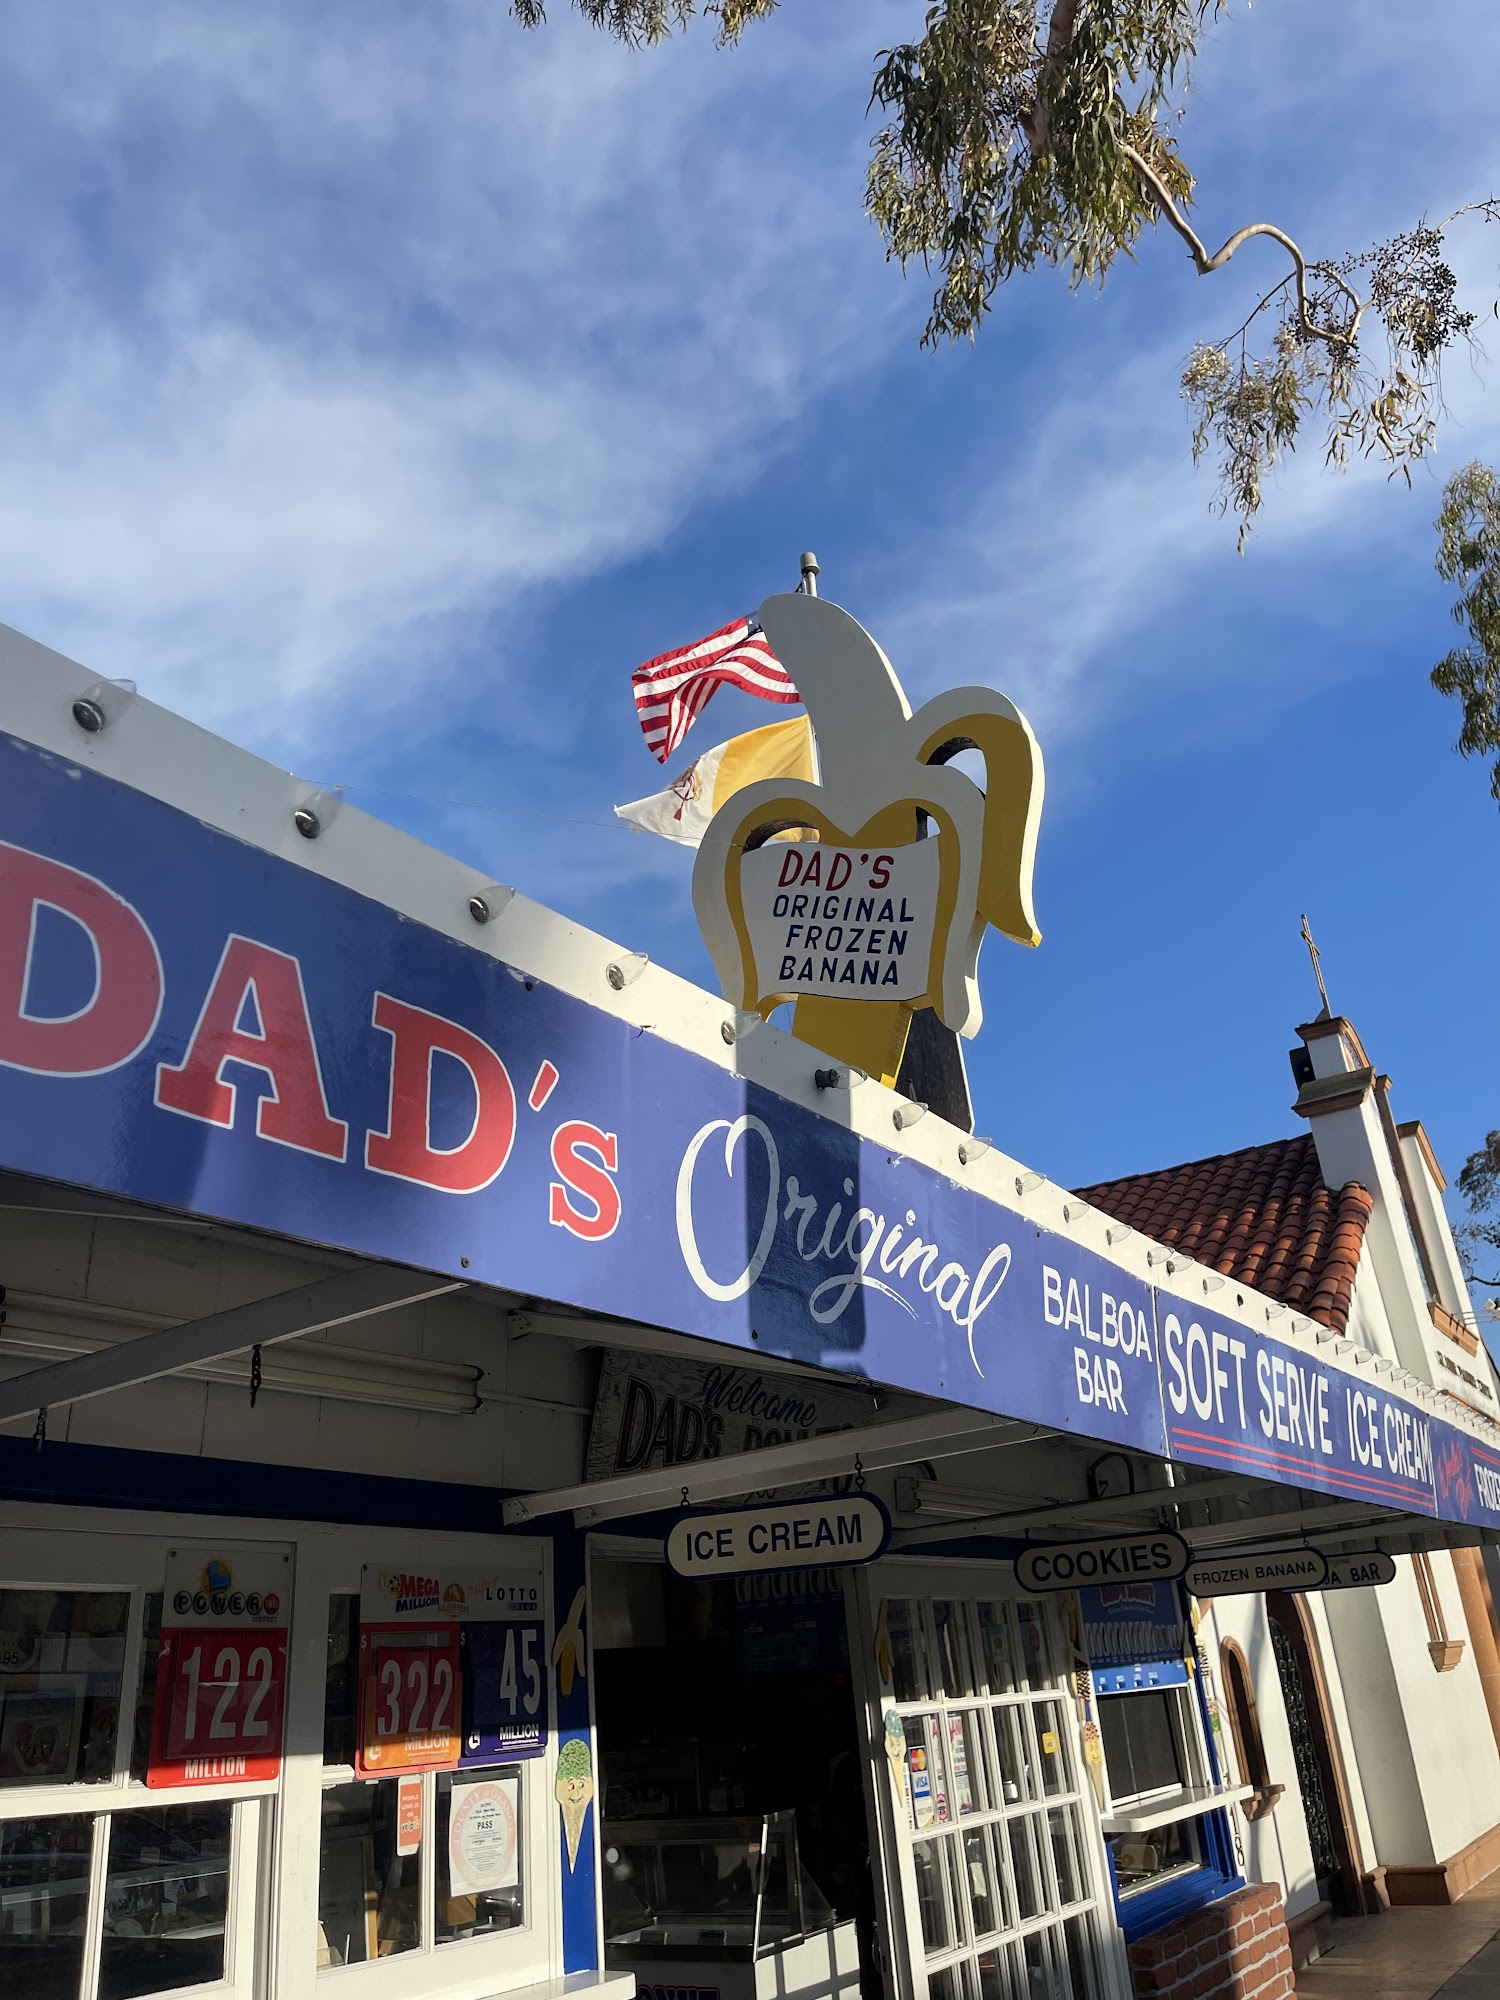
[448,1775,520,1895]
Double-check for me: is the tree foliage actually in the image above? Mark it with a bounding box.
[1432,462,1500,801]
[508,0,1497,546]
[1455,1131,1500,1294]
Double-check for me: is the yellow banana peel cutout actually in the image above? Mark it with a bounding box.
[691,593,1044,1080]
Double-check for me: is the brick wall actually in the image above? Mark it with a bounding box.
[1127,1882,1295,2000]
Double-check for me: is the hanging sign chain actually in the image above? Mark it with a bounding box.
[249,1345,263,1408]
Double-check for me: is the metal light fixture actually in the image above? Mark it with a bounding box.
[958,1136,992,1165]
[606,951,649,990]
[293,786,343,840]
[71,678,137,734]
[722,1009,763,1046]
[893,1099,927,1131]
[469,883,515,924]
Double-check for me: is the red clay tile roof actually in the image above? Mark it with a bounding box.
[1077,1134,1373,1336]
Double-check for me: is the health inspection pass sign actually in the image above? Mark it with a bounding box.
[1015,1532,1189,1595]
[665,1495,891,1579]
[148,1549,290,1788]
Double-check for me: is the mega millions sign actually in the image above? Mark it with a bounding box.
[1,718,1497,1531]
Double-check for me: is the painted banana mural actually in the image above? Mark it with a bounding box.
[691,592,1045,1085]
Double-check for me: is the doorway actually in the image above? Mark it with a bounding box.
[590,1549,873,1999]
[1265,1593,1361,1917]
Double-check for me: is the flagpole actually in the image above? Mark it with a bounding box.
[799,551,819,597]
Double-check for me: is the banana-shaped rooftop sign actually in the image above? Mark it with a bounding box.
[692,592,1044,1087]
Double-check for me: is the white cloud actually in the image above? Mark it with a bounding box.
[0,0,914,750]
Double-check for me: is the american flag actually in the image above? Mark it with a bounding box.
[631,614,799,763]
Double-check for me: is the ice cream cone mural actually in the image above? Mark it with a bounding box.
[555,1736,595,1873]
[692,593,1044,1083]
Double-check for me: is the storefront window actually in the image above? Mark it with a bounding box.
[0,1588,131,1787]
[128,1594,163,1784]
[98,1802,232,1999]
[0,1812,92,2000]
[319,1778,419,1966]
[1105,1819,1199,1897]
[1099,1690,1183,1801]
[323,1595,357,1769]
[887,1599,934,1702]
[1098,1686,1207,1898]
[435,1767,526,1944]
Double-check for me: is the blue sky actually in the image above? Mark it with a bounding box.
[2,1,1498,1245]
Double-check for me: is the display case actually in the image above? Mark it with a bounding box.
[602,1811,859,2000]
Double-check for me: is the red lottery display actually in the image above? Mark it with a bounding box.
[148,1550,290,1788]
[356,1624,461,1774]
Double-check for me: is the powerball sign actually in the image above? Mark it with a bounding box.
[148,1550,291,1788]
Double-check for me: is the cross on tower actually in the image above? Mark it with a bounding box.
[1299,913,1331,1018]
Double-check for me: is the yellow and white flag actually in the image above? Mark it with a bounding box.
[614,713,815,848]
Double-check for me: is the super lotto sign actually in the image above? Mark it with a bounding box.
[148,1550,290,1787]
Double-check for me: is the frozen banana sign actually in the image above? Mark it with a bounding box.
[693,593,1043,1077]
[742,839,940,1001]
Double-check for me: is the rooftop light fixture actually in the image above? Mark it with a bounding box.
[71,678,137,734]
[293,786,343,839]
[469,883,515,924]
[606,951,649,990]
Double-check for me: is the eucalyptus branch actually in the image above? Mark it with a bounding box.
[1116,139,1365,350]
[1020,0,1083,156]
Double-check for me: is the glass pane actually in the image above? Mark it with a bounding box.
[1033,1703,1066,1799]
[975,1947,1007,2000]
[974,1602,1018,1696]
[1099,1690,1184,1802]
[436,1766,525,1943]
[323,1595,357,1768]
[992,1707,1026,1806]
[905,1715,949,1829]
[932,1603,975,1698]
[129,1595,163,1783]
[1063,1912,1100,2000]
[910,1838,952,1953]
[1106,1818,1199,1896]
[0,1588,132,1787]
[0,1813,92,2000]
[1023,1927,1056,1999]
[318,1778,420,1966]
[886,1601,932,1702]
[1048,1808,1082,1907]
[1013,1603,1052,1691]
[946,1711,985,1817]
[961,1825,1002,1941]
[1006,1815,1042,1923]
[98,1802,232,2000]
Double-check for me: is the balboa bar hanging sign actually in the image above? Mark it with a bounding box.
[1015,1532,1189,1594]
[665,1495,891,1579]
[1322,1549,1398,1590]
[1184,1548,1329,1598]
